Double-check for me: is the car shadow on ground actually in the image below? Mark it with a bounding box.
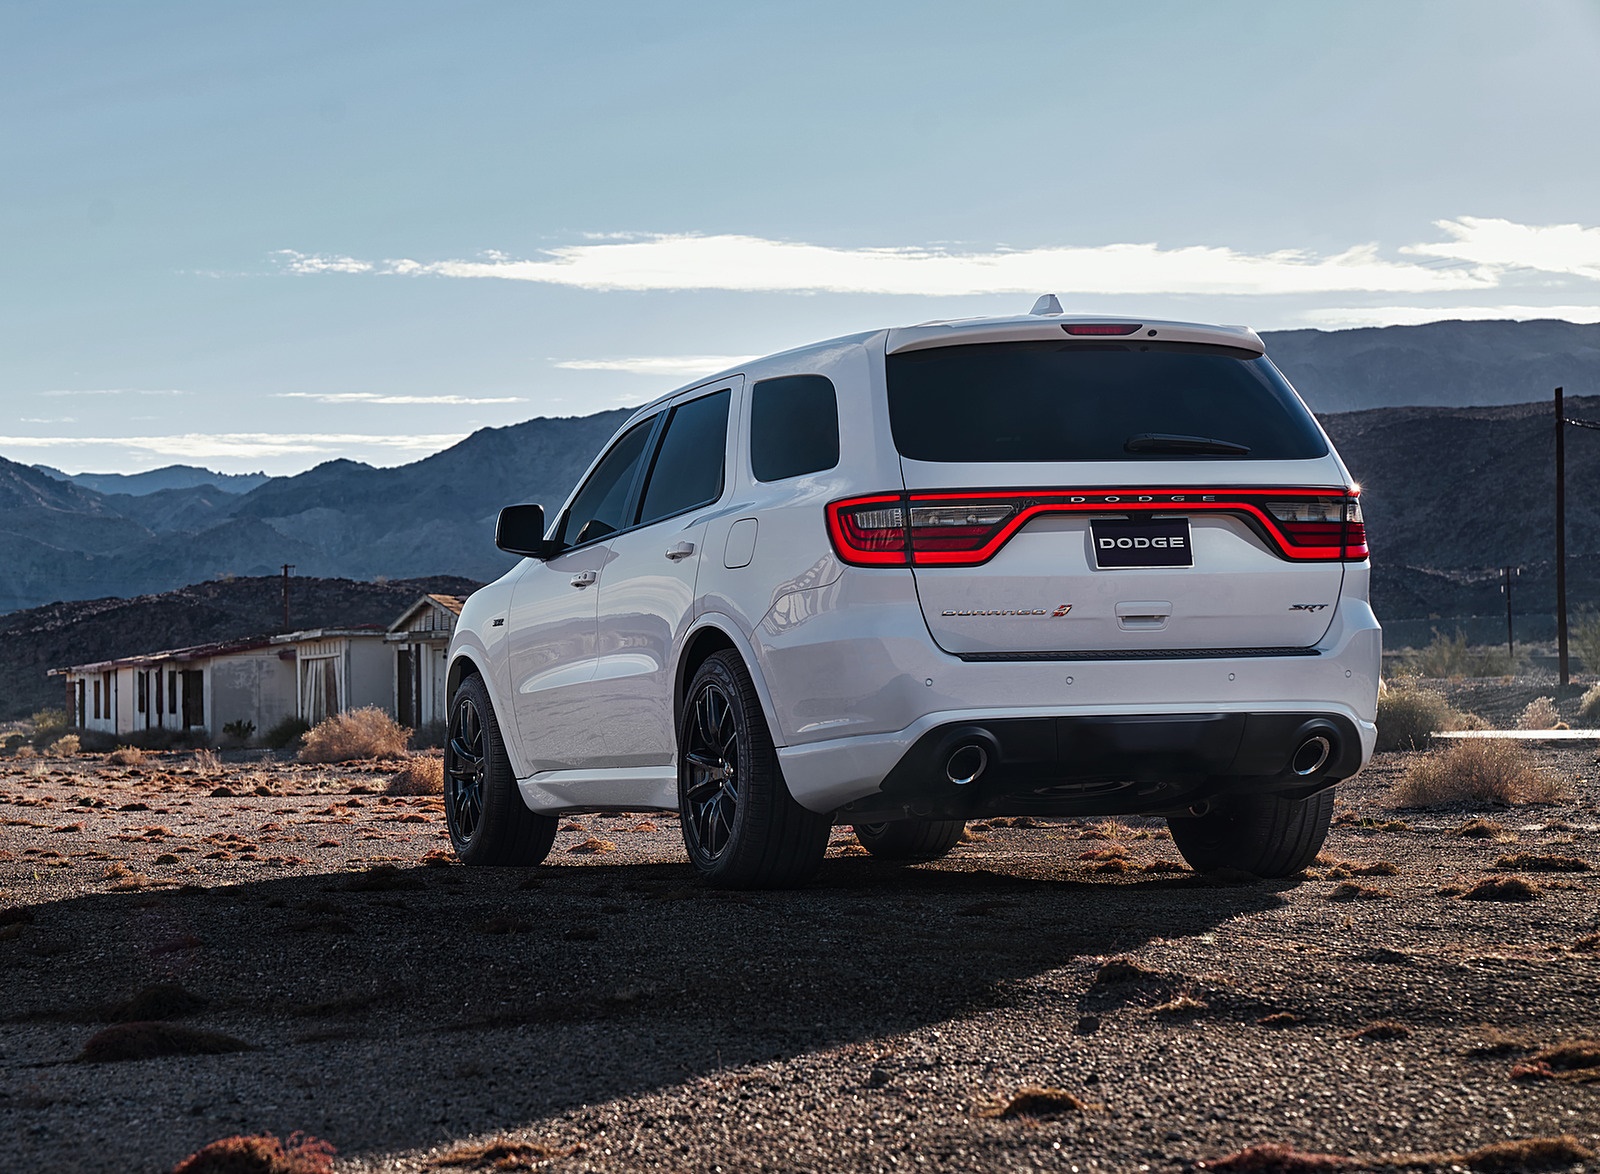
[1,855,1291,1168]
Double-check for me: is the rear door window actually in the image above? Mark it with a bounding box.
[750,374,840,481]
[887,341,1328,462]
[636,389,731,526]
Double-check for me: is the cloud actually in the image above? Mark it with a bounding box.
[278,233,1498,297]
[1403,217,1600,280]
[1299,304,1600,328]
[38,388,191,398]
[0,432,465,461]
[552,355,756,376]
[275,392,526,405]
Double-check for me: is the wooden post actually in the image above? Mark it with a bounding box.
[1556,388,1569,688]
[1501,565,1517,661]
[281,563,295,631]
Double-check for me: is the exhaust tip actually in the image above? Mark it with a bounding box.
[1291,734,1333,777]
[945,743,989,786]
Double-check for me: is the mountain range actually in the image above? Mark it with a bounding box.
[1,319,1596,628]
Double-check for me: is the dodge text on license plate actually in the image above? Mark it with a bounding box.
[1090,518,1193,568]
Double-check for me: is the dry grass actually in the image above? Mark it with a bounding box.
[1517,697,1563,730]
[45,734,81,756]
[1198,1142,1349,1171]
[567,837,617,855]
[1451,1135,1596,1171]
[106,746,146,767]
[1376,684,1474,750]
[193,748,222,774]
[1580,682,1600,723]
[172,1133,336,1174]
[1452,818,1512,840]
[427,1138,585,1168]
[1509,1040,1600,1084]
[1493,852,1590,872]
[106,983,208,1022]
[77,1021,251,1063]
[1327,881,1393,901]
[1093,957,1166,985]
[1389,740,1570,808]
[386,755,444,796]
[1459,875,1541,902]
[1346,1020,1411,1041]
[979,1086,1090,1118]
[298,707,410,764]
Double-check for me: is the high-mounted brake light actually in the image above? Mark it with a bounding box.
[826,488,1368,567]
[1062,323,1142,336]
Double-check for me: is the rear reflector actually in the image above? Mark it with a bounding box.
[826,488,1368,567]
[1062,323,1141,336]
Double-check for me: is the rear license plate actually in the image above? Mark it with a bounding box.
[1091,518,1193,568]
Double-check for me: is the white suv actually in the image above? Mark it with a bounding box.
[444,304,1381,887]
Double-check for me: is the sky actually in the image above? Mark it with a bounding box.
[3,0,1600,475]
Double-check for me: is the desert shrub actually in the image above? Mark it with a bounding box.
[221,720,256,748]
[3,733,25,755]
[107,746,146,767]
[261,715,311,751]
[171,1132,335,1174]
[298,707,410,764]
[410,718,448,750]
[46,733,81,757]
[192,748,222,774]
[30,707,69,748]
[77,1021,251,1063]
[1400,628,1515,678]
[1376,684,1471,750]
[1571,609,1600,674]
[386,755,444,795]
[1517,696,1561,730]
[1579,683,1600,724]
[1391,739,1572,808]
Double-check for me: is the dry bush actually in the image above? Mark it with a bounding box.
[1375,684,1474,751]
[1199,1142,1349,1171]
[192,748,222,774]
[298,707,410,764]
[1389,740,1571,808]
[107,746,146,767]
[386,755,444,796]
[173,1132,336,1174]
[567,837,617,854]
[77,1021,251,1063]
[46,734,81,757]
[1517,696,1561,730]
[428,1139,583,1168]
[1580,682,1600,724]
[1451,1135,1595,1172]
[1494,852,1590,873]
[1460,875,1542,902]
[1571,610,1600,675]
[1400,629,1516,678]
[978,1086,1090,1118]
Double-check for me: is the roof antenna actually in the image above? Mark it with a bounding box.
[1030,293,1063,316]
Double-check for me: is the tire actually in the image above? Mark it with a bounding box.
[445,673,558,867]
[678,650,831,889]
[852,818,966,862]
[1166,786,1335,878]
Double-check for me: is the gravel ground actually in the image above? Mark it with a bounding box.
[1,739,1598,1174]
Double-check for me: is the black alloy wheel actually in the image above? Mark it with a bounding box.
[676,650,830,888]
[682,680,740,862]
[444,673,558,867]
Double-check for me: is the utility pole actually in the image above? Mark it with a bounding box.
[1500,566,1519,661]
[1555,388,1569,689]
[281,564,295,632]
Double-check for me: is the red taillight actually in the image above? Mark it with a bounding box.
[1062,323,1142,336]
[827,489,1369,567]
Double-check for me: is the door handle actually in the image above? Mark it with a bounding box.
[664,541,696,561]
[570,570,597,588]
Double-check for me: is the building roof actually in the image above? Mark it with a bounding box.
[388,593,466,635]
[50,635,282,676]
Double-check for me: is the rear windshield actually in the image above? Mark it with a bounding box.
[886,340,1328,462]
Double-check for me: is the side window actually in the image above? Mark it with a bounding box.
[750,375,839,482]
[558,417,657,546]
[636,389,731,527]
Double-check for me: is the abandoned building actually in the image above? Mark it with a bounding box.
[387,593,463,729]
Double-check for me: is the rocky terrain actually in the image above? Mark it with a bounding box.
[1,706,1596,1173]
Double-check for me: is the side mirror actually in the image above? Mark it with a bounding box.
[495,504,561,559]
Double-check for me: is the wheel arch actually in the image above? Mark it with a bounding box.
[675,616,787,748]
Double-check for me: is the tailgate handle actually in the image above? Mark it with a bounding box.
[1116,601,1171,629]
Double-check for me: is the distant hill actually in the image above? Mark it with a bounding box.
[33,463,271,496]
[0,574,482,720]
[1261,319,1600,412]
[0,320,1596,640]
